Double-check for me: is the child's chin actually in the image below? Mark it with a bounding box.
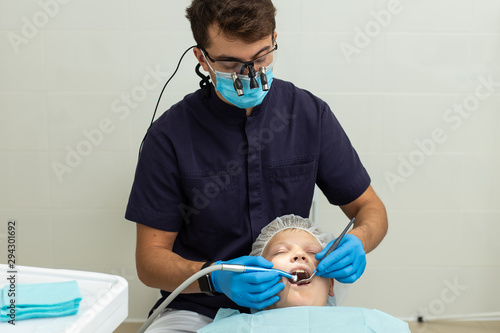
[272,299,309,309]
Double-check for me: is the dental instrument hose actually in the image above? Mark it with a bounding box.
[137,264,254,333]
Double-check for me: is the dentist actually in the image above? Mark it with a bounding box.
[125,0,388,332]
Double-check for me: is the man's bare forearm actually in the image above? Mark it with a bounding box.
[341,186,388,254]
[136,246,206,293]
[135,225,207,293]
[348,199,387,253]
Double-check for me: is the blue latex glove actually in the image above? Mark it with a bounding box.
[315,234,366,283]
[211,256,284,309]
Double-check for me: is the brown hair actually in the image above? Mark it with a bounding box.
[186,0,276,49]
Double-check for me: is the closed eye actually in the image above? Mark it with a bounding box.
[271,249,289,257]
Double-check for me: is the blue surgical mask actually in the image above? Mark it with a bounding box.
[206,60,274,109]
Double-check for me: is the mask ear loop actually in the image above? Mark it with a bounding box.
[195,63,211,98]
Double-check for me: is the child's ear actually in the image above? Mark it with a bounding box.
[328,278,335,297]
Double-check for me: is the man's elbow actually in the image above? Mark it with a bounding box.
[136,253,155,287]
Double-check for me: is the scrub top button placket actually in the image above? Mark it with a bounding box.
[245,116,264,237]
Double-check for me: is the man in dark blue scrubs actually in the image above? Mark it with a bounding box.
[125,0,388,331]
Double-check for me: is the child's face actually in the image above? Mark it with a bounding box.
[262,229,334,309]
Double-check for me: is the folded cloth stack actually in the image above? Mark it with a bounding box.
[0,280,82,322]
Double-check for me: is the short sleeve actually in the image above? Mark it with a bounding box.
[125,126,185,231]
[316,103,371,205]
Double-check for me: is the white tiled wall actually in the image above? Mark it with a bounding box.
[0,0,499,322]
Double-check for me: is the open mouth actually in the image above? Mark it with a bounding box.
[288,269,310,285]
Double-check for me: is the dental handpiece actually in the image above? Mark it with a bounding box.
[220,264,297,282]
[137,264,295,333]
[244,266,297,282]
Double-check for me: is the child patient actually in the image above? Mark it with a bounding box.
[198,215,410,332]
[249,214,337,309]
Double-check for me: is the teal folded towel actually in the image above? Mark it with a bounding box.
[0,280,82,322]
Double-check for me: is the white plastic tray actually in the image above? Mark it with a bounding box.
[0,265,128,333]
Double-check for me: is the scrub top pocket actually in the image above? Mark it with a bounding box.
[267,159,317,218]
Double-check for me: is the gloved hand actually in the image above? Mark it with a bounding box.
[315,234,366,283]
[211,256,284,309]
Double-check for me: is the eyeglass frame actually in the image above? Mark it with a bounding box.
[198,40,278,75]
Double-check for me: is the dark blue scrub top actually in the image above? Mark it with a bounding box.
[125,78,370,319]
